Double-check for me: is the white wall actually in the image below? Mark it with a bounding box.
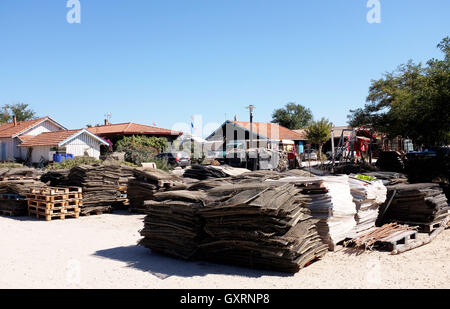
[29,146,53,163]
[20,120,63,137]
[64,133,101,159]
[22,132,103,163]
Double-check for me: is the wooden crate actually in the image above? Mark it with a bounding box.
[30,187,69,196]
[28,200,68,208]
[26,194,68,202]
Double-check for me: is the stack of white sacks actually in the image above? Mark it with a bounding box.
[274,175,357,250]
[347,176,387,238]
[311,175,357,250]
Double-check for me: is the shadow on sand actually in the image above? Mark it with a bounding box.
[93,245,293,279]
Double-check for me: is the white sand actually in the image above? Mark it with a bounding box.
[1,212,449,289]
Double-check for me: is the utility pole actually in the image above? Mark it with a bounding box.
[246,105,255,149]
[246,105,256,171]
[331,123,335,173]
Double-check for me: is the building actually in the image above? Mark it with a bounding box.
[206,120,307,153]
[0,116,66,161]
[19,129,109,163]
[294,126,354,153]
[87,121,183,147]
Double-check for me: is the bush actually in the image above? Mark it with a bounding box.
[46,156,139,171]
[150,158,171,171]
[0,163,23,168]
[45,157,102,170]
[116,136,168,165]
[191,154,206,165]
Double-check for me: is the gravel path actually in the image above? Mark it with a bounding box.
[1,212,449,289]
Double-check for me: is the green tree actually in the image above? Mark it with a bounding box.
[0,103,36,123]
[116,135,168,165]
[272,102,313,130]
[348,37,450,147]
[0,106,10,123]
[306,118,332,161]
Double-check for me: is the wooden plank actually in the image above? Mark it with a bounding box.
[27,200,68,208]
[27,205,66,215]
[30,187,69,195]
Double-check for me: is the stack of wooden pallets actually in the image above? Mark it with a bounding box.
[26,186,82,221]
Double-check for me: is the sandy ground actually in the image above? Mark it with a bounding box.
[1,211,449,289]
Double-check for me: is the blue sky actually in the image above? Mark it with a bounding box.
[0,1,449,136]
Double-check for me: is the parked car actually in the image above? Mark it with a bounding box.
[156,151,191,167]
[303,149,318,161]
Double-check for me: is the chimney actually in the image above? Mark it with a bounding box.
[13,116,17,126]
[104,119,109,126]
[234,114,238,121]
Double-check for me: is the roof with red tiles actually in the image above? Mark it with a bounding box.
[87,122,182,136]
[292,129,308,140]
[0,116,65,138]
[231,121,307,141]
[19,129,108,147]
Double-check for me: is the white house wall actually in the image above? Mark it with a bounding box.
[64,133,101,159]
[20,120,63,137]
[30,146,53,163]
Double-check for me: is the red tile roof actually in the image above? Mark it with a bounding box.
[87,123,182,136]
[0,117,50,138]
[19,130,83,147]
[292,129,308,140]
[17,135,35,143]
[232,121,306,141]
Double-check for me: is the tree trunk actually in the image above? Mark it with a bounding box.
[319,144,323,162]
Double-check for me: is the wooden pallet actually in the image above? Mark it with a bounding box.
[390,220,445,233]
[28,209,79,221]
[30,187,69,195]
[26,194,68,202]
[28,200,68,208]
[28,209,65,221]
[66,199,82,206]
[414,222,442,233]
[65,205,80,212]
[67,186,82,193]
[28,205,66,215]
[375,230,418,252]
[67,193,82,199]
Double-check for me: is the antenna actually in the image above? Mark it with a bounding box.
[104,112,112,121]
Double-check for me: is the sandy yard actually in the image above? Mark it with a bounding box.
[0,211,449,289]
